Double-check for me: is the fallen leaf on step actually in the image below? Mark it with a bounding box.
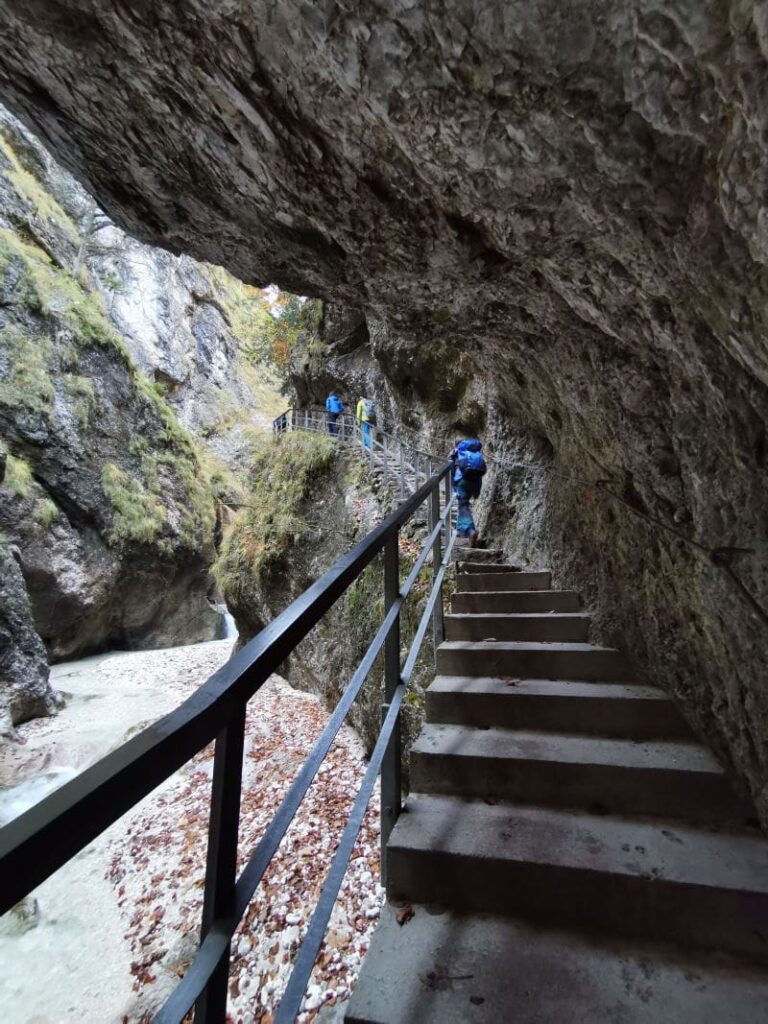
[419,967,474,991]
[502,677,520,686]
[482,637,497,642]
[395,904,415,926]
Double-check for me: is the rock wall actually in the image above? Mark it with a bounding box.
[0,104,279,728]
[0,443,58,737]
[0,3,766,817]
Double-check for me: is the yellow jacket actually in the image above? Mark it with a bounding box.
[356,398,370,423]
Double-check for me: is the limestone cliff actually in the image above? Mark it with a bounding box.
[0,104,279,729]
[0,445,58,736]
[0,2,766,818]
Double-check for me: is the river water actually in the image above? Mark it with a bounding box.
[0,640,236,1024]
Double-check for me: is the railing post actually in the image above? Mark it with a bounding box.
[429,471,445,655]
[380,534,401,885]
[398,444,405,500]
[340,415,346,442]
[382,434,389,490]
[196,705,246,1023]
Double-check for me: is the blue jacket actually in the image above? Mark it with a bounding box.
[326,394,344,414]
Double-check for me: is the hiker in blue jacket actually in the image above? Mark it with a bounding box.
[451,438,487,546]
[325,392,344,435]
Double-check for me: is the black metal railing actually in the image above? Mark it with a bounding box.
[273,407,439,500]
[0,454,456,1023]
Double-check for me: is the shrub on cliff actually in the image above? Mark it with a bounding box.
[213,432,337,602]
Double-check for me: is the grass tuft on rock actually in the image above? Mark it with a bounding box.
[213,432,337,597]
[34,497,59,529]
[0,134,80,245]
[0,228,135,363]
[0,325,55,417]
[3,455,32,497]
[101,463,167,546]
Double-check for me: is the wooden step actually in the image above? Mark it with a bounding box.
[347,905,768,1023]
[425,676,692,740]
[436,641,630,681]
[386,795,768,962]
[451,590,581,614]
[444,612,590,642]
[410,725,752,825]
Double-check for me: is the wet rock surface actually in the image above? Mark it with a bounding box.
[0,541,58,736]
[0,3,766,814]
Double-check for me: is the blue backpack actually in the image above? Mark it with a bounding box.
[455,439,486,478]
[326,394,344,414]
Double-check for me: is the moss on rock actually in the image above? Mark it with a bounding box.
[213,432,337,598]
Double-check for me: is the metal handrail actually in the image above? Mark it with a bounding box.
[273,407,440,499]
[0,440,456,1023]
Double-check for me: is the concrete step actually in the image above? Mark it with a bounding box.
[451,589,581,614]
[444,612,590,642]
[386,795,768,962]
[456,571,552,592]
[452,547,503,562]
[426,676,693,740]
[436,640,630,681]
[410,725,751,825]
[346,905,768,1023]
[457,562,520,574]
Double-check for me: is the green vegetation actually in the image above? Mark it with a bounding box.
[101,432,215,552]
[0,325,55,417]
[0,134,80,245]
[0,228,135,363]
[236,357,286,420]
[202,451,248,507]
[101,463,167,546]
[3,455,32,497]
[62,373,96,426]
[35,497,58,528]
[213,432,337,595]
[205,265,321,384]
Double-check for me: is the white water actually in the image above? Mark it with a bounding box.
[221,608,238,640]
[0,640,235,1024]
[0,766,79,827]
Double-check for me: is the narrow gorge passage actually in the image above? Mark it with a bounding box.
[1,2,768,1022]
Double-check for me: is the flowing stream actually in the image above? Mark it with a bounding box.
[0,640,236,1024]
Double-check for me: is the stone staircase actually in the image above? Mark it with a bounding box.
[347,553,768,1022]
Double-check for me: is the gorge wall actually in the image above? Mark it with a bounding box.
[0,104,279,732]
[0,2,766,820]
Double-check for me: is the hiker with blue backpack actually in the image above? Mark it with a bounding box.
[451,438,487,546]
[325,392,344,435]
[356,396,377,449]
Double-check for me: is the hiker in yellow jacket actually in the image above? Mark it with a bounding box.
[356,397,376,450]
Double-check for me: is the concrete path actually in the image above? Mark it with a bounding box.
[348,553,768,1021]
